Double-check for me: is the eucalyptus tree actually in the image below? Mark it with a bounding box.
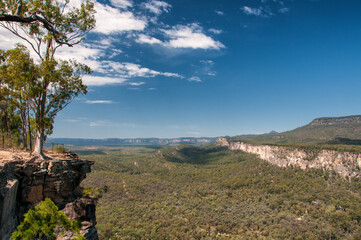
[0,49,13,147]
[0,0,96,157]
[0,44,38,149]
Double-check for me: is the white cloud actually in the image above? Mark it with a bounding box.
[242,6,263,16]
[136,34,162,44]
[142,0,171,15]
[163,72,183,78]
[85,100,115,104]
[162,24,225,50]
[98,61,183,78]
[82,75,127,86]
[90,120,107,127]
[215,10,224,16]
[189,76,202,82]
[94,2,147,34]
[242,6,273,17]
[208,28,223,34]
[110,0,133,8]
[86,38,116,49]
[129,82,145,86]
[57,44,103,62]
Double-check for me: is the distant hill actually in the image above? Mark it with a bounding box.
[47,137,218,147]
[230,115,361,144]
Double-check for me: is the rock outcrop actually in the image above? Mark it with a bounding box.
[0,150,98,240]
[217,137,361,179]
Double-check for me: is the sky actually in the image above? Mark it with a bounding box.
[1,0,361,138]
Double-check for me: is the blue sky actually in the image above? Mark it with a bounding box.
[2,0,361,138]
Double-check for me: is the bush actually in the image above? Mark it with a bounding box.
[52,145,68,153]
[11,198,85,240]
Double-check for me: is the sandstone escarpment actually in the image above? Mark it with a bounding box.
[217,137,361,179]
[0,150,98,240]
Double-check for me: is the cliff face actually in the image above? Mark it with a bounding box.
[0,150,98,240]
[217,138,361,179]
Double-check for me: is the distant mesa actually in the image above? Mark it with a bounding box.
[310,115,361,126]
[228,115,361,145]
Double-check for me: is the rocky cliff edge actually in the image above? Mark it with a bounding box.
[0,149,98,240]
[217,137,361,179]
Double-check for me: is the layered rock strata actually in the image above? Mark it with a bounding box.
[217,137,361,179]
[0,150,98,240]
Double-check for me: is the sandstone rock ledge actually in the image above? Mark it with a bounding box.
[0,149,98,240]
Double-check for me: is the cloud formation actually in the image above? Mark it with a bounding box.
[82,76,127,86]
[94,2,146,34]
[136,34,162,44]
[129,82,146,86]
[189,76,202,82]
[208,28,223,34]
[99,61,183,78]
[56,42,183,86]
[136,24,224,50]
[242,6,270,17]
[142,0,171,15]
[0,0,220,88]
[110,0,133,8]
[163,24,225,49]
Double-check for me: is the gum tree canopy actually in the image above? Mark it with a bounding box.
[0,0,96,158]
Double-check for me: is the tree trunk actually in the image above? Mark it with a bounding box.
[33,128,45,159]
[1,129,4,148]
[21,113,27,149]
[27,110,32,151]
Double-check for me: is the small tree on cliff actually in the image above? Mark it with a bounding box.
[11,198,86,240]
[0,0,95,157]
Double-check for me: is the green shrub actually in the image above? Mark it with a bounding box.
[11,198,85,240]
[51,145,69,153]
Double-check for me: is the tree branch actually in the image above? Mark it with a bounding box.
[0,14,75,47]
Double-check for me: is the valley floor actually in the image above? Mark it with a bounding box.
[78,145,361,239]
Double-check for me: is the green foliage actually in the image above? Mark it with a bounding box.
[0,44,37,149]
[77,145,361,239]
[0,0,96,50]
[11,198,84,240]
[83,186,108,202]
[0,0,95,155]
